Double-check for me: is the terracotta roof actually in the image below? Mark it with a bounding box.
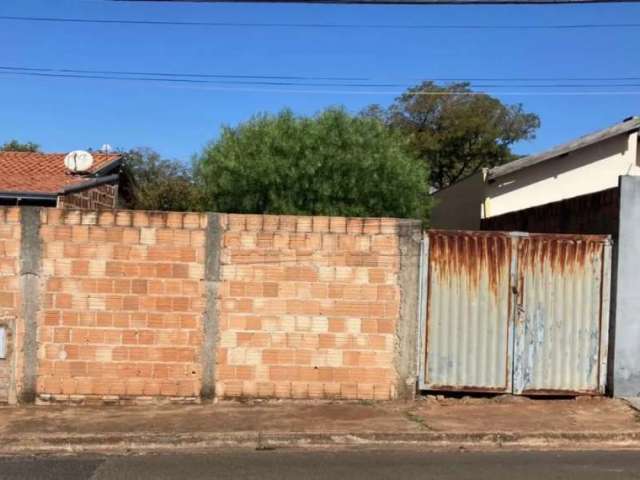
[0,151,122,195]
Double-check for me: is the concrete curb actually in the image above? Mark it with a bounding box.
[2,431,640,455]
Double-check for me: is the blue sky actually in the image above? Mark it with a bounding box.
[1,0,639,162]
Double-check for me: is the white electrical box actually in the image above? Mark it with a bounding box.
[0,326,6,359]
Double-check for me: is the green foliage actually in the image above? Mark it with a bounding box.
[1,139,40,152]
[364,82,540,190]
[120,147,203,212]
[196,108,430,220]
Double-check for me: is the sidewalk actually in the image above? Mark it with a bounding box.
[1,396,640,454]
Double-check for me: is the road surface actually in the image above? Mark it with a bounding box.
[1,449,639,479]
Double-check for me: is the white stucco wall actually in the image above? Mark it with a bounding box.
[430,171,485,230]
[484,132,639,218]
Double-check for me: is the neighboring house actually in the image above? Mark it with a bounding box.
[0,151,125,208]
[431,116,640,232]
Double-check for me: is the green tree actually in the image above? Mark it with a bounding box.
[1,139,40,152]
[364,82,540,190]
[196,108,430,220]
[120,148,203,212]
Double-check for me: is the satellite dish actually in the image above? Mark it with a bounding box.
[64,150,94,173]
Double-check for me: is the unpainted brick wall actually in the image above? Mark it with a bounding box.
[0,208,20,403]
[37,209,207,401]
[216,215,404,400]
[58,183,119,210]
[0,208,415,403]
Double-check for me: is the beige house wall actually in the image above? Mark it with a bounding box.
[484,132,639,218]
[430,171,486,230]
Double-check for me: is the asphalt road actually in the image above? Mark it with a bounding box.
[1,449,640,479]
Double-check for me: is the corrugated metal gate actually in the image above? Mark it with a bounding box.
[418,230,612,395]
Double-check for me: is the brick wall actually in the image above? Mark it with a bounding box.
[0,207,419,404]
[216,215,407,400]
[37,209,207,403]
[58,183,119,210]
[0,208,20,404]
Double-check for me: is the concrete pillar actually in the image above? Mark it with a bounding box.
[395,220,423,400]
[200,213,223,400]
[19,207,42,403]
[612,176,640,397]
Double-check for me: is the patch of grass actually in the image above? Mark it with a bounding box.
[404,410,432,430]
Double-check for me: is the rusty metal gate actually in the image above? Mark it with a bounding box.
[417,230,612,395]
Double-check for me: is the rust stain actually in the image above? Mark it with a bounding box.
[426,230,607,308]
[426,384,507,393]
[429,232,606,284]
[423,229,609,396]
[522,388,599,396]
[518,234,606,276]
[428,230,511,299]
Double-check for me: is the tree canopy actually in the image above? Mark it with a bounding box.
[364,82,540,190]
[196,108,430,220]
[4,82,539,219]
[120,147,203,212]
[1,139,40,152]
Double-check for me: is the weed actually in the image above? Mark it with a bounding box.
[404,410,432,430]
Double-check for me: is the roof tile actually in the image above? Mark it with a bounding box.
[0,151,121,195]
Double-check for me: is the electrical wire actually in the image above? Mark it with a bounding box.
[1,14,640,29]
[109,0,640,4]
[3,72,640,95]
[0,66,368,82]
[2,65,640,83]
[4,66,640,96]
[2,66,640,88]
[0,69,407,88]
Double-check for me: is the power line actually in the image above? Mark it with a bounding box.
[0,70,408,88]
[158,85,640,95]
[2,70,639,95]
[111,0,640,4]
[3,68,640,96]
[0,66,368,82]
[8,70,640,88]
[6,70,640,88]
[2,14,640,29]
[4,69,640,88]
[2,65,640,84]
